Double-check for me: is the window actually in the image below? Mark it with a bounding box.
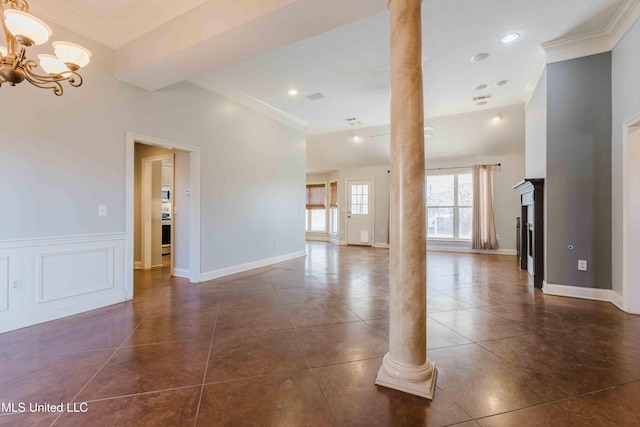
[329,181,338,234]
[306,183,326,232]
[426,173,472,240]
[350,184,369,214]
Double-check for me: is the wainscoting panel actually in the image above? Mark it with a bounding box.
[0,257,7,312]
[0,233,127,333]
[38,247,114,303]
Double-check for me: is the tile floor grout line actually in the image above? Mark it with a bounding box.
[192,294,222,427]
[48,297,164,427]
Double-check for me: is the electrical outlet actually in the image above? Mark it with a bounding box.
[578,260,587,271]
[496,234,500,240]
[10,277,22,292]
[98,205,107,216]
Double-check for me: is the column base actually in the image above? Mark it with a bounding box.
[375,355,437,400]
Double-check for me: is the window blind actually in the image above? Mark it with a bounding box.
[330,182,338,207]
[306,184,326,209]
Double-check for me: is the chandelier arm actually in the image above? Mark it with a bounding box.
[22,68,63,96]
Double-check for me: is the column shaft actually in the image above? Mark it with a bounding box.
[375,0,437,400]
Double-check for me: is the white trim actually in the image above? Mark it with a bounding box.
[328,234,340,245]
[189,76,308,133]
[345,177,375,247]
[0,232,127,249]
[427,244,517,256]
[134,261,142,270]
[173,268,190,278]
[540,0,640,64]
[338,240,347,246]
[126,132,202,298]
[610,291,625,312]
[621,113,640,314]
[35,247,115,303]
[542,31,611,64]
[306,233,329,242]
[607,0,640,48]
[373,243,390,249]
[542,281,628,308]
[523,47,547,107]
[0,256,7,312]
[200,251,306,282]
[0,292,126,334]
[141,153,173,270]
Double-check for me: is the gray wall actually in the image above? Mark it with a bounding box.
[0,20,306,274]
[612,18,640,296]
[546,53,612,289]
[526,69,547,179]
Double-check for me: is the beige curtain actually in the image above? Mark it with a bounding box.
[472,165,499,250]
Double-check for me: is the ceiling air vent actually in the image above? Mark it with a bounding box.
[344,117,363,126]
[306,92,325,101]
[473,94,493,102]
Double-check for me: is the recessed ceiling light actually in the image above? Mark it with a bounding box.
[471,53,490,62]
[352,135,362,142]
[492,114,503,123]
[474,84,488,90]
[424,126,435,131]
[477,101,488,106]
[496,80,509,87]
[501,33,520,44]
[287,89,298,96]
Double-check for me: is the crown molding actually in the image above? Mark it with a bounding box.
[607,0,640,47]
[541,0,640,63]
[541,30,611,64]
[189,75,308,133]
[29,0,116,48]
[523,47,547,107]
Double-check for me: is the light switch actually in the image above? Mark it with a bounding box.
[98,205,107,216]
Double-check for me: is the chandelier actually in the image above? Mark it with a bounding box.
[0,0,91,96]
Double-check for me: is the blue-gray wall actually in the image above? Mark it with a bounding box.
[546,52,612,289]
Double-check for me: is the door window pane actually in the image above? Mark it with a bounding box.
[351,184,369,215]
[427,208,454,238]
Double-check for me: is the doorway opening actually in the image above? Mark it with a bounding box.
[346,177,374,246]
[126,133,201,300]
[623,115,640,314]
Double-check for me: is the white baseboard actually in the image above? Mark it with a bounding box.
[0,292,127,334]
[200,250,307,282]
[543,281,625,308]
[338,240,347,246]
[173,268,190,278]
[329,234,340,245]
[134,261,142,270]
[427,244,517,256]
[305,233,329,242]
[373,243,390,249]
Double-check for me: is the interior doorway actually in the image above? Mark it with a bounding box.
[126,133,202,300]
[623,116,640,314]
[346,178,374,246]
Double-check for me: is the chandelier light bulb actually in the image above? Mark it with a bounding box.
[53,41,92,69]
[4,9,52,46]
[38,54,69,75]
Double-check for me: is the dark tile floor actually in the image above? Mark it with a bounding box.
[1,242,639,426]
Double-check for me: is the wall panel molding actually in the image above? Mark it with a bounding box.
[0,257,8,312]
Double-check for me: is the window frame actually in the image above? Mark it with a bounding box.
[305,181,328,233]
[426,170,473,241]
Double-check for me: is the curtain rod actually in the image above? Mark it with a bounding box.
[425,163,501,172]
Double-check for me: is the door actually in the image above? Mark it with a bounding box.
[347,179,373,246]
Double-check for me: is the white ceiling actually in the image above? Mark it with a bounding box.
[307,104,525,173]
[208,0,623,135]
[26,0,631,173]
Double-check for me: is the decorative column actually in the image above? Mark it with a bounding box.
[375,0,437,399]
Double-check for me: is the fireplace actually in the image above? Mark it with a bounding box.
[513,179,544,288]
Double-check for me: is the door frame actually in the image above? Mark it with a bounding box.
[126,132,202,299]
[141,153,173,270]
[622,112,640,314]
[345,177,375,247]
